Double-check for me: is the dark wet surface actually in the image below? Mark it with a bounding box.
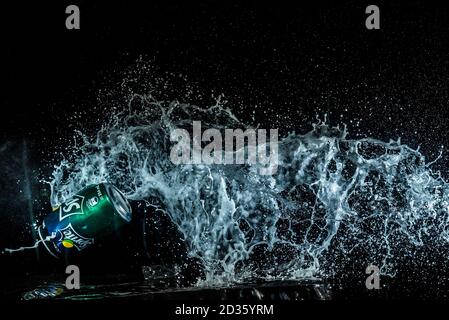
[20,279,332,301]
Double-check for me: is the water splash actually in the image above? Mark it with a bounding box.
[44,93,449,285]
[4,232,57,254]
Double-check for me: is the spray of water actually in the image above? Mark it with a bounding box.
[44,93,449,285]
[4,233,57,254]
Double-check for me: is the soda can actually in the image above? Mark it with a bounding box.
[38,183,132,258]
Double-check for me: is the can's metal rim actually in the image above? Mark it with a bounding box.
[104,183,132,222]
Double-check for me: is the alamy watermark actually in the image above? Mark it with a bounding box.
[65,265,80,289]
[365,264,380,290]
[65,5,80,30]
[170,121,278,175]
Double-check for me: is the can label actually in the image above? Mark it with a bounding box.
[38,183,132,258]
[59,223,94,251]
[59,194,85,221]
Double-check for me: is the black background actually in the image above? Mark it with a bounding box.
[3,0,449,149]
[2,0,449,309]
